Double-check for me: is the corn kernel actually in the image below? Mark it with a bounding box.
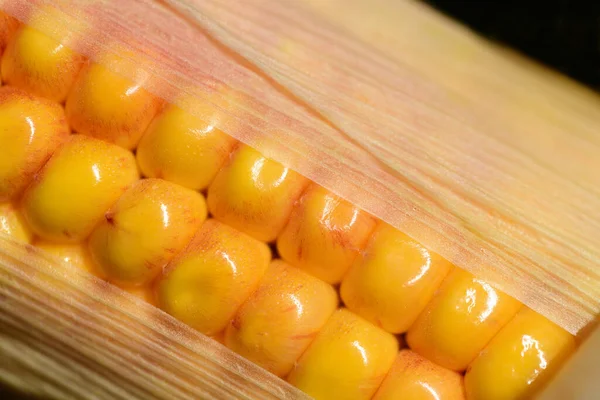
[124,285,156,306]
[0,86,69,201]
[210,331,226,346]
[208,145,309,242]
[1,25,86,102]
[156,219,271,336]
[464,308,576,400]
[341,223,452,333]
[0,11,19,58]
[406,269,523,371]
[373,350,466,400]
[21,135,138,242]
[65,57,162,149]
[287,309,398,400]
[277,185,376,284]
[88,178,207,287]
[0,202,32,243]
[34,240,96,275]
[225,260,337,377]
[136,103,238,190]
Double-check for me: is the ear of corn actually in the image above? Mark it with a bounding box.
[0,10,580,400]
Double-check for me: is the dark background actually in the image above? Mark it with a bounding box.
[424,1,600,92]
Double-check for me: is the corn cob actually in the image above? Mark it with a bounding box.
[0,13,580,400]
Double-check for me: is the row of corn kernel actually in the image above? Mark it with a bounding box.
[0,11,576,400]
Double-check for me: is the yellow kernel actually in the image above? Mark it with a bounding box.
[88,178,207,287]
[0,202,32,243]
[287,309,398,400]
[124,285,156,306]
[464,308,576,400]
[136,103,237,190]
[34,240,96,275]
[21,135,139,242]
[225,260,337,377]
[208,145,310,242]
[277,185,376,284]
[0,11,19,58]
[341,223,452,333]
[373,350,466,400]
[156,219,271,336]
[1,25,86,102]
[65,57,162,149]
[210,331,226,345]
[0,86,69,201]
[406,269,523,371]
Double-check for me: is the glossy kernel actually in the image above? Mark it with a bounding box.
[287,309,398,400]
[21,135,138,242]
[277,185,376,284]
[156,219,271,336]
[208,145,309,242]
[1,25,86,102]
[34,240,96,275]
[0,202,32,243]
[341,223,452,333]
[373,350,466,400]
[406,269,523,371]
[225,260,337,377]
[65,57,162,149]
[89,178,207,287]
[136,104,238,190]
[0,86,69,201]
[464,308,576,400]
